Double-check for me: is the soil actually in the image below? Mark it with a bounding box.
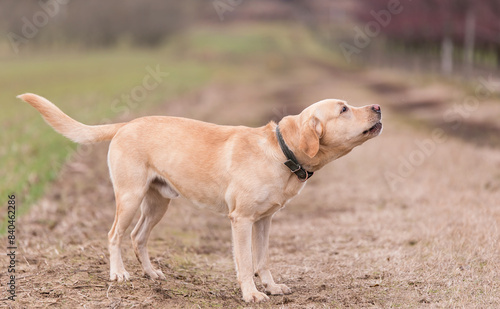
[2,61,500,308]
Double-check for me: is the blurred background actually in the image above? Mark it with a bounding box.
[1,1,500,307]
[1,0,499,224]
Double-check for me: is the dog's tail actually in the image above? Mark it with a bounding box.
[17,93,127,144]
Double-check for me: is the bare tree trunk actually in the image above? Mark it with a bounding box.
[463,8,475,78]
[441,35,453,75]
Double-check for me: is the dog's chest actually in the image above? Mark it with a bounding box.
[282,178,307,203]
[255,179,306,218]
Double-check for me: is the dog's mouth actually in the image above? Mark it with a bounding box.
[362,122,382,135]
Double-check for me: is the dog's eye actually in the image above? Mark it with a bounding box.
[340,106,348,114]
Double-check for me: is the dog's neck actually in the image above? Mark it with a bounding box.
[274,116,318,172]
[275,125,313,182]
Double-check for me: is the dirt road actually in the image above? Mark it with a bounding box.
[2,61,500,308]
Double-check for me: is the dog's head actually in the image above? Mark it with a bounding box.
[281,99,382,171]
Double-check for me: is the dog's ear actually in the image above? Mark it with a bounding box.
[299,116,322,158]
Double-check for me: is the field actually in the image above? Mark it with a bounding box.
[1,23,500,308]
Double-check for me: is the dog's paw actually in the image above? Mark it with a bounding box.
[243,291,269,303]
[154,269,167,280]
[110,270,130,282]
[145,268,166,280]
[265,283,292,295]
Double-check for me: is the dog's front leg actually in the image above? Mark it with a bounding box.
[252,215,292,295]
[230,215,269,303]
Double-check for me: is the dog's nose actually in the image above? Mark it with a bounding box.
[371,104,381,113]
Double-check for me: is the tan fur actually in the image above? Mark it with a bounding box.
[17,93,126,144]
[18,93,382,303]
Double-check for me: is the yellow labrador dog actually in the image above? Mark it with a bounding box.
[18,93,382,303]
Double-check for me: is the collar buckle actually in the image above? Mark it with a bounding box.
[284,159,301,173]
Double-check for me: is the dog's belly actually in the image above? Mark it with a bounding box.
[161,176,230,214]
[189,198,228,214]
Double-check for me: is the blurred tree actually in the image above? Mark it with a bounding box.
[355,0,500,72]
[1,0,205,49]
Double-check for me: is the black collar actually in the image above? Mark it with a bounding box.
[275,125,314,182]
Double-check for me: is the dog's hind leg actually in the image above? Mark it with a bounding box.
[107,149,149,282]
[131,186,171,280]
[108,187,146,282]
